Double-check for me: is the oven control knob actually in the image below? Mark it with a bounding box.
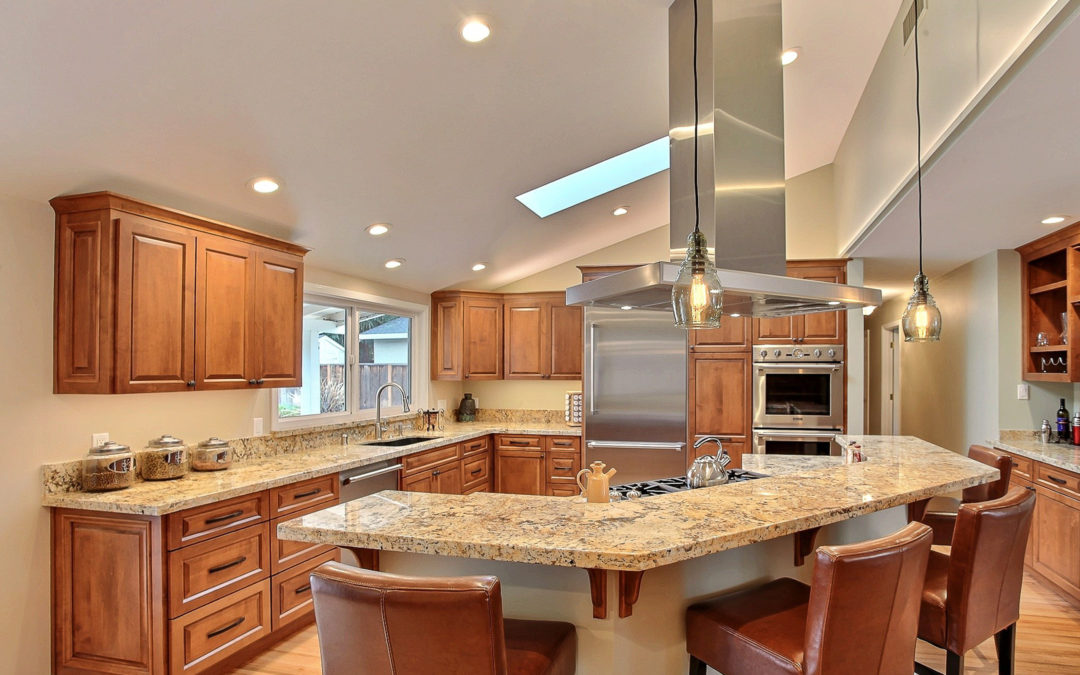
[827,348,836,359]
[773,349,781,357]
[813,349,822,359]
[760,349,768,359]
[792,348,804,358]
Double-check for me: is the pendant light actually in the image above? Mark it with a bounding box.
[901,2,942,342]
[672,0,723,329]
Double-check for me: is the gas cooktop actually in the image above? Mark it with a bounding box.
[610,470,767,500]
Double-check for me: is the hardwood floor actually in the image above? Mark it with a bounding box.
[228,573,1079,674]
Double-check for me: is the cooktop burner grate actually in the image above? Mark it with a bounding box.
[610,470,766,499]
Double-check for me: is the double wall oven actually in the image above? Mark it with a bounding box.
[752,344,843,456]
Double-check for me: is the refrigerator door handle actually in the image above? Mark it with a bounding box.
[586,441,686,451]
[588,322,597,414]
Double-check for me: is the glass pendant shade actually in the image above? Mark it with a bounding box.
[902,274,941,342]
[672,230,723,328]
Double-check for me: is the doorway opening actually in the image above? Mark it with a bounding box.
[881,323,901,434]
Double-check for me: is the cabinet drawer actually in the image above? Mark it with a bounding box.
[271,502,338,575]
[272,548,339,631]
[462,436,491,457]
[545,436,581,452]
[1003,452,1033,480]
[270,474,339,518]
[403,444,460,475]
[169,579,272,674]
[548,485,580,497]
[166,491,269,550]
[497,435,542,450]
[463,483,488,495]
[1037,464,1080,498]
[168,523,270,618]
[546,451,581,484]
[462,455,491,490]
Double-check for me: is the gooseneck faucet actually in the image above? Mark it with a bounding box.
[375,382,411,440]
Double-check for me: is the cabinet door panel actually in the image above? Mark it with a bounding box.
[691,316,749,350]
[251,248,303,387]
[549,303,583,378]
[434,463,463,495]
[1033,486,1080,597]
[504,301,546,379]
[196,235,254,389]
[401,471,435,493]
[432,298,463,379]
[116,215,196,392]
[688,353,751,439]
[495,450,545,495]
[463,298,502,379]
[798,269,844,343]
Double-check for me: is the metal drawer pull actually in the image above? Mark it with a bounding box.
[208,556,247,574]
[554,466,573,471]
[552,440,573,446]
[206,617,245,639]
[508,440,530,446]
[471,468,482,475]
[295,583,312,594]
[294,488,322,499]
[432,469,441,477]
[205,510,244,525]
[1047,475,1068,485]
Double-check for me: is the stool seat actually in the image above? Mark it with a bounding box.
[687,578,808,675]
[504,618,577,675]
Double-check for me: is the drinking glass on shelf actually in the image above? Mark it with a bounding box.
[1036,331,1050,347]
[1061,312,1068,345]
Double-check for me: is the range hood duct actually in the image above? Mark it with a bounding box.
[566,0,882,316]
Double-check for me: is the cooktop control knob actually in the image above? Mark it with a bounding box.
[773,349,782,358]
[760,349,768,359]
[792,348,804,358]
[827,348,836,359]
[813,348,822,358]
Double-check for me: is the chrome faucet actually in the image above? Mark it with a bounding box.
[375,382,411,440]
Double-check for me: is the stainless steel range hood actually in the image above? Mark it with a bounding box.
[566,0,882,317]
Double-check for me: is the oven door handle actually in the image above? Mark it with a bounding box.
[754,430,840,440]
[755,363,842,371]
[586,441,686,451]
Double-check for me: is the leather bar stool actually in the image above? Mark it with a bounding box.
[915,486,1035,675]
[912,445,1012,545]
[685,521,933,675]
[310,562,576,675]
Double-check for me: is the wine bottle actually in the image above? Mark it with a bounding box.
[1056,398,1070,443]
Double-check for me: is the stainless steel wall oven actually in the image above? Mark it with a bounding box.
[752,344,843,455]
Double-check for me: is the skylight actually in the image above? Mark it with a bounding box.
[515,137,668,218]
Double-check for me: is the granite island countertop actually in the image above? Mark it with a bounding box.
[41,423,581,515]
[276,435,997,572]
[991,437,1080,474]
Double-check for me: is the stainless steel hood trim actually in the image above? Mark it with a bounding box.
[565,262,881,317]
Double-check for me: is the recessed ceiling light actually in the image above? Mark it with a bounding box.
[367,223,390,236]
[621,305,633,311]
[729,313,741,318]
[472,263,487,272]
[1042,216,1067,225]
[250,177,281,194]
[612,206,629,216]
[384,258,404,269]
[461,19,490,43]
[827,301,841,306]
[781,48,800,66]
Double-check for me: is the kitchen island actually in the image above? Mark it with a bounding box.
[278,435,997,673]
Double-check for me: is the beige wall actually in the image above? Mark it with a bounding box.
[785,164,838,259]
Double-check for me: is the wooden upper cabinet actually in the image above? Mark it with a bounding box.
[463,296,502,379]
[432,296,463,380]
[115,215,197,393]
[548,302,583,378]
[690,316,750,351]
[51,192,307,394]
[751,260,848,345]
[504,297,546,379]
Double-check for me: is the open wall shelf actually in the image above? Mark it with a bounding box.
[1018,225,1080,381]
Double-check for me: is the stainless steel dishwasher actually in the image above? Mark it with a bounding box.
[338,459,402,566]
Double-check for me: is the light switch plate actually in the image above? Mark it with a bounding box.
[91,432,109,446]
[253,417,264,435]
[1017,384,1030,400]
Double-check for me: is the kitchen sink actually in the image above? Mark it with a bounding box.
[361,436,435,447]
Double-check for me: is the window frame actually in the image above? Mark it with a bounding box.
[271,284,429,432]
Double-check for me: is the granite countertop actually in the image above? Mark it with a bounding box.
[41,423,581,515]
[991,437,1080,474]
[276,435,997,572]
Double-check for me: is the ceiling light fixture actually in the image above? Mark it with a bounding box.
[1042,216,1067,225]
[621,306,633,311]
[781,48,800,66]
[671,0,723,330]
[461,19,491,43]
[250,177,280,194]
[366,223,390,236]
[384,258,404,269]
[612,206,629,216]
[472,263,487,272]
[901,2,942,343]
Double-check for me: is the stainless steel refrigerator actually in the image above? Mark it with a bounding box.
[583,307,687,484]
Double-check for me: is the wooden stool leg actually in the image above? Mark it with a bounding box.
[946,650,964,675]
[995,623,1016,675]
[688,655,707,675]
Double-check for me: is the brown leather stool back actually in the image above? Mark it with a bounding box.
[803,521,933,675]
[961,445,1012,503]
[944,486,1034,654]
[310,561,510,675]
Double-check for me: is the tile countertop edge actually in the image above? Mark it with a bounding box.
[990,438,1080,474]
[41,424,582,516]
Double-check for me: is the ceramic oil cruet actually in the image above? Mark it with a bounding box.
[576,460,617,503]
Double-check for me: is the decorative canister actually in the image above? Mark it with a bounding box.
[82,441,136,492]
[457,393,477,422]
[141,434,188,481]
[191,437,233,471]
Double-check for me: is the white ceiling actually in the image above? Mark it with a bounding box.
[855,8,1080,299]
[0,0,910,293]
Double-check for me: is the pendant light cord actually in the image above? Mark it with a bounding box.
[914,1,923,277]
[692,0,700,235]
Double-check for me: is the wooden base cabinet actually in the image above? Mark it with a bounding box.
[399,438,493,495]
[687,352,751,470]
[495,435,582,497]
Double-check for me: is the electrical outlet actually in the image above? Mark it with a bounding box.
[1017,384,1030,400]
[473,397,479,409]
[91,432,109,446]
[437,399,446,412]
[253,417,264,435]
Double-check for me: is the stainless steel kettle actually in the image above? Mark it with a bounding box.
[687,436,731,488]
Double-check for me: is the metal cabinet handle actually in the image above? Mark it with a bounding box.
[295,584,311,594]
[508,440,529,446]
[256,379,265,385]
[186,380,196,387]
[432,469,441,477]
[1047,475,1068,485]
[464,373,470,379]
[206,617,245,639]
[554,466,573,472]
[552,440,573,447]
[248,379,257,385]
[471,468,482,475]
[208,556,247,574]
[205,510,244,525]
[294,488,321,499]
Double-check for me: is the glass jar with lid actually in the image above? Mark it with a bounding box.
[141,434,189,481]
[82,441,136,492]
[191,437,233,471]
